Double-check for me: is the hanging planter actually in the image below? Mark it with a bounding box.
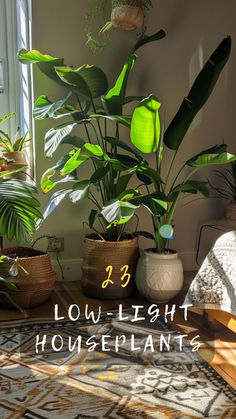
[84,0,153,53]
[111,0,144,31]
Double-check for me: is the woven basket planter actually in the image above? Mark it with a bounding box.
[81,235,139,299]
[0,247,56,308]
[111,0,143,30]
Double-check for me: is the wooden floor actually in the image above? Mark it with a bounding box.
[0,272,236,390]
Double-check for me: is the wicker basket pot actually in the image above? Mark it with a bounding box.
[111,0,143,30]
[81,235,139,299]
[0,247,56,308]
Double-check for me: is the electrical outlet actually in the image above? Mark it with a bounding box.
[47,237,64,252]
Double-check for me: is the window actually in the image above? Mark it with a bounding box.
[0,0,34,175]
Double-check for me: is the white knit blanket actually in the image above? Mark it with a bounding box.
[184,231,236,316]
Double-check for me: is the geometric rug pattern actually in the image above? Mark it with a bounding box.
[0,312,235,418]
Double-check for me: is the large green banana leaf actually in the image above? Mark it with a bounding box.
[131,95,161,153]
[164,36,231,150]
[18,49,65,85]
[55,65,108,98]
[102,54,137,115]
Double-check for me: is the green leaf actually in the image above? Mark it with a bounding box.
[164,36,231,150]
[90,164,109,183]
[60,135,85,148]
[188,151,236,168]
[55,65,108,98]
[187,145,236,168]
[90,114,132,128]
[104,136,143,161]
[133,231,155,241]
[131,95,161,153]
[101,199,139,225]
[89,209,98,228]
[0,113,15,125]
[118,189,141,201]
[41,155,72,193]
[187,144,226,166]
[132,29,166,53]
[45,122,77,158]
[136,172,152,186]
[18,49,65,85]
[141,192,167,216]
[0,179,42,243]
[41,189,71,221]
[61,144,105,175]
[102,54,137,115]
[137,166,163,188]
[33,92,72,120]
[0,290,22,311]
[70,180,90,203]
[115,174,132,197]
[0,276,18,290]
[0,166,28,178]
[169,180,210,201]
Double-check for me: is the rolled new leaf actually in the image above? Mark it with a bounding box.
[164,36,231,151]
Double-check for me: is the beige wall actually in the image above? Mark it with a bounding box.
[30,0,236,272]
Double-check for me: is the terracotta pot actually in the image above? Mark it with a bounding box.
[81,234,139,299]
[226,201,236,223]
[111,0,143,30]
[0,247,56,308]
[135,249,183,303]
[2,151,28,180]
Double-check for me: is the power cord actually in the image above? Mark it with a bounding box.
[32,235,65,281]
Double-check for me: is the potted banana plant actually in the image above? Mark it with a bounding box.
[0,168,56,309]
[0,113,32,180]
[127,36,235,302]
[18,30,165,299]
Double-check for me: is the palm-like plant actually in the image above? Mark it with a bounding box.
[0,168,42,247]
[0,168,42,310]
[210,160,236,201]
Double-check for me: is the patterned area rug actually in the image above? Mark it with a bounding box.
[0,311,235,418]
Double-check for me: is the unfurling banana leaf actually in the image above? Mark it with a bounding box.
[164,36,231,151]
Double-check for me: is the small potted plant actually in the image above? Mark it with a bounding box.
[210,160,236,224]
[18,30,165,299]
[129,36,234,302]
[0,113,32,180]
[0,168,57,309]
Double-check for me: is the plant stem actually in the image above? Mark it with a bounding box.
[89,193,102,211]
[169,162,186,192]
[164,149,177,191]
[90,97,104,145]
[76,94,91,143]
[167,167,199,225]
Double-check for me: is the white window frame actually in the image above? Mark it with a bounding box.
[0,0,34,177]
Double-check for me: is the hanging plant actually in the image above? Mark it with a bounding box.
[85,0,153,54]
